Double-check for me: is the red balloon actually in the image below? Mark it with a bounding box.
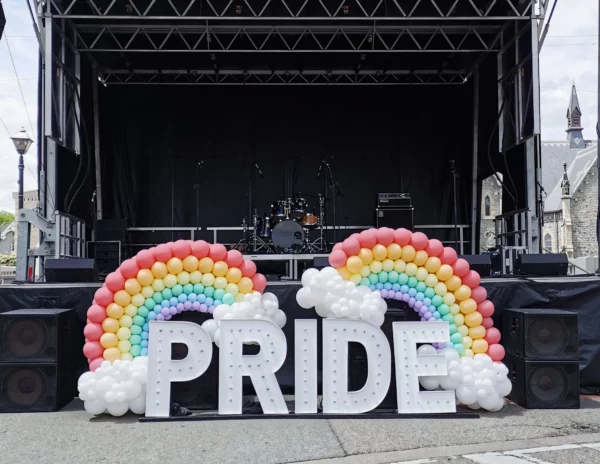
[452,258,470,277]
[153,243,173,263]
[393,228,412,246]
[239,259,257,278]
[209,243,228,262]
[482,317,494,329]
[172,239,192,260]
[120,259,140,279]
[358,229,377,249]
[191,240,210,259]
[342,238,360,256]
[376,227,395,246]
[349,233,361,241]
[332,242,344,252]
[83,341,103,360]
[440,247,458,265]
[89,357,104,372]
[462,270,481,288]
[425,239,444,257]
[104,271,125,293]
[488,344,505,362]
[84,322,103,341]
[477,300,494,317]
[251,273,267,293]
[485,327,501,345]
[135,249,155,270]
[471,286,488,303]
[329,250,348,268]
[87,304,107,324]
[94,287,113,307]
[410,231,429,251]
[225,250,244,268]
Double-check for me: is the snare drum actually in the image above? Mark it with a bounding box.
[300,213,319,228]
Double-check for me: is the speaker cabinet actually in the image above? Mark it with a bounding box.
[460,255,491,277]
[517,253,568,277]
[375,208,414,231]
[45,259,98,283]
[502,308,579,361]
[0,309,79,412]
[504,355,580,409]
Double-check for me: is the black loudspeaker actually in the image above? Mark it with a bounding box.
[502,308,579,361]
[45,259,98,283]
[504,355,580,409]
[0,309,79,412]
[313,257,329,269]
[375,208,414,231]
[516,253,568,277]
[460,254,491,277]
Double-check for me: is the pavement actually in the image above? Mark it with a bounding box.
[2,398,600,464]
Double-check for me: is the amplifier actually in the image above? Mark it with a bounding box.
[375,208,414,231]
[377,193,412,209]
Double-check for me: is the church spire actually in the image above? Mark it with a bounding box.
[566,83,584,149]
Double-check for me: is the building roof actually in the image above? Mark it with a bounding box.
[567,84,582,118]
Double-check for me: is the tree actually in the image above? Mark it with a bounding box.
[0,211,14,226]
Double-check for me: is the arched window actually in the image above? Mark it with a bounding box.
[544,234,552,252]
[484,196,491,217]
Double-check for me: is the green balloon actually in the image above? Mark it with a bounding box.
[213,289,225,300]
[172,284,183,296]
[438,304,450,315]
[144,298,155,310]
[161,288,173,300]
[398,273,409,285]
[388,271,399,283]
[130,345,142,357]
[368,274,379,284]
[130,325,142,335]
[133,315,145,326]
[453,343,465,355]
[443,314,455,323]
[450,332,463,344]
[137,307,149,318]
[416,282,427,292]
[152,292,163,304]
[448,322,458,334]
[204,286,215,297]
[222,293,235,305]
[130,335,142,346]
[424,288,435,299]
[378,271,389,283]
[183,283,194,295]
[193,283,205,295]
[360,277,370,287]
[431,295,443,307]
[407,276,418,288]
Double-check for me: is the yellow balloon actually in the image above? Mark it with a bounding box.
[445,275,462,292]
[382,259,395,272]
[454,285,472,301]
[238,277,253,293]
[436,264,453,281]
[372,244,387,262]
[121,353,133,361]
[213,261,229,277]
[151,261,168,279]
[369,261,383,274]
[117,327,131,341]
[167,257,184,275]
[386,243,402,260]
[462,336,473,349]
[416,267,429,281]
[472,339,489,354]
[183,255,199,273]
[394,259,407,273]
[106,303,124,320]
[190,270,203,284]
[346,256,364,274]
[464,349,475,359]
[102,318,119,333]
[360,266,371,277]
[405,262,418,276]
[141,286,154,298]
[100,332,118,348]
[454,313,465,326]
[457,325,469,336]
[413,250,428,266]
[226,268,242,284]
[468,325,486,340]
[103,347,121,361]
[449,304,460,315]
[152,279,165,292]
[350,273,362,284]
[214,277,227,289]
[434,282,447,296]
[164,274,177,288]
[114,290,132,307]
[124,304,138,318]
[137,269,154,287]
[424,274,438,288]
[118,340,132,353]
[400,245,416,263]
[131,294,145,308]
[459,298,477,314]
[198,257,214,273]
[465,311,483,328]
[234,293,246,303]
[119,315,133,328]
[177,271,191,285]
[443,292,456,306]
[201,273,215,287]
[337,267,351,280]
[424,257,441,273]
[225,283,239,295]
[358,248,373,265]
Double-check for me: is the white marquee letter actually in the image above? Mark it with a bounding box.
[295,319,317,414]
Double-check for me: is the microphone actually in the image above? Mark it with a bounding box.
[197,161,204,168]
[254,163,264,178]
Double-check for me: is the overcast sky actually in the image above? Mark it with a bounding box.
[0,0,598,213]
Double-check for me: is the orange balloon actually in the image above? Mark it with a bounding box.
[413,250,429,266]
[167,257,184,275]
[103,347,121,361]
[100,332,118,348]
[226,267,242,283]
[114,290,131,307]
[465,312,483,328]
[358,248,374,265]
[454,284,472,301]
[213,261,229,277]
[424,257,441,273]
[198,257,214,273]
[472,339,489,354]
[106,303,124,320]
[136,269,154,287]
[183,255,199,273]
[400,245,416,263]
[445,275,462,291]
[151,261,168,279]
[238,277,253,293]
[102,318,119,333]
[436,264,453,281]
[468,325,486,340]
[372,244,387,262]
[459,298,477,314]
[124,278,141,296]
[386,243,402,260]
[337,266,351,280]
[346,256,364,274]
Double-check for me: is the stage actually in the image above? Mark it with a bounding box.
[2,275,600,394]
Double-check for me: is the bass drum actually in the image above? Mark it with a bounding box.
[271,220,305,253]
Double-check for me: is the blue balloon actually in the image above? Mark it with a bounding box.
[148,312,156,321]
[369,284,376,291]
[161,300,170,308]
[428,305,436,313]
[142,323,149,331]
[205,297,214,306]
[416,292,425,301]
[408,288,417,297]
[188,293,197,302]
[392,283,401,292]
[141,331,149,340]
[214,300,222,307]
[169,297,178,306]
[178,293,188,303]
[400,285,409,294]
[383,283,392,290]
[141,340,149,348]
[198,294,207,303]
[141,348,149,356]
[423,297,432,306]
[375,283,384,290]
[432,311,441,319]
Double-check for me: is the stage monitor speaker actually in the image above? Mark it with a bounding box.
[502,308,578,361]
[460,254,491,277]
[0,309,79,412]
[375,208,414,231]
[504,354,580,409]
[516,253,568,277]
[313,257,329,270]
[45,259,98,283]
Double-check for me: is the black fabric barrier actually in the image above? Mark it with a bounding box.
[1,277,600,393]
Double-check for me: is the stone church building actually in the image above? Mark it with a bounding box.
[480,84,598,260]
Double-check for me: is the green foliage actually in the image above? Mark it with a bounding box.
[0,211,14,226]
[0,254,16,266]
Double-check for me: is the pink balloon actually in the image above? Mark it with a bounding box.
[349,233,361,241]
[153,243,173,263]
[191,240,210,259]
[482,317,494,329]
[83,341,103,360]
[209,243,228,262]
[120,259,140,279]
[440,247,458,265]
[251,273,267,293]
[471,286,488,303]
[342,238,361,256]
[104,271,125,293]
[393,228,412,246]
[87,304,107,324]
[225,250,244,268]
[86,318,91,324]
[135,249,155,270]
[89,357,104,372]
[329,250,348,268]
[172,239,192,260]
[376,227,395,246]
[425,239,443,257]
[85,338,90,343]
[332,242,344,252]
[410,231,429,251]
[452,258,470,277]
[240,260,257,278]
[488,344,505,362]
[358,229,377,249]
[478,300,495,318]
[84,322,103,341]
[462,270,481,288]
[94,288,113,307]
[485,327,501,345]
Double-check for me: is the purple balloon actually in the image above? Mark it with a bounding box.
[184,301,192,310]
[424,311,432,320]
[164,314,172,321]
[176,302,184,312]
[169,307,177,315]
[415,301,423,310]
[381,289,389,298]
[199,303,208,313]
[402,293,410,302]
[419,307,427,316]
[408,297,416,306]
[388,290,396,299]
[208,305,215,314]
[161,307,170,316]
[192,301,200,311]
[421,317,427,321]
[395,292,403,300]
[156,314,165,321]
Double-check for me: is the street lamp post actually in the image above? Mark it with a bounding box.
[9,128,34,211]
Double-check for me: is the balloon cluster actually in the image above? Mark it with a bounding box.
[328,228,504,361]
[77,358,148,416]
[417,345,511,412]
[199,291,288,346]
[296,267,388,327]
[83,240,266,370]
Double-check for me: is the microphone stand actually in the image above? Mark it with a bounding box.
[194,161,203,239]
[450,160,459,251]
[324,159,343,245]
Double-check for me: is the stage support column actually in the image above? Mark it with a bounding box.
[471,70,479,254]
[92,68,103,220]
[528,19,542,253]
